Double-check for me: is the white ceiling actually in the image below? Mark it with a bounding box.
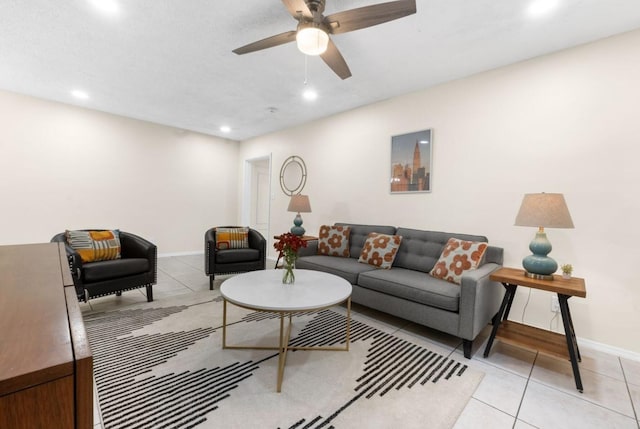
[1,0,639,141]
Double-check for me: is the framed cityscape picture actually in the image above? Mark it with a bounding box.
[390,129,433,193]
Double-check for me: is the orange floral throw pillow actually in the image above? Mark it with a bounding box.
[430,238,488,284]
[358,232,403,269]
[317,225,351,257]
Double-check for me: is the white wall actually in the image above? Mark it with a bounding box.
[239,29,640,354]
[0,90,240,253]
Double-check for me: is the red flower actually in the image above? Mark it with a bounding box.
[274,233,308,253]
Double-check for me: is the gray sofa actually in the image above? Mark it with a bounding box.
[296,223,504,358]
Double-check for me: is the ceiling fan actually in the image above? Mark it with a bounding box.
[232,0,417,80]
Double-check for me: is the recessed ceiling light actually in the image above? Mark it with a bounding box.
[88,0,120,15]
[419,140,429,145]
[220,126,231,133]
[302,88,318,101]
[527,0,558,17]
[71,90,89,100]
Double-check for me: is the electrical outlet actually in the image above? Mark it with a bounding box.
[551,296,560,312]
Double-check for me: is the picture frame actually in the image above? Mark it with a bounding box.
[390,129,433,193]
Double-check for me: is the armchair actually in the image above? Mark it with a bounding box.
[51,230,157,302]
[205,226,266,290]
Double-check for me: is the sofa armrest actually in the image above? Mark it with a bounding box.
[298,240,318,257]
[458,262,504,341]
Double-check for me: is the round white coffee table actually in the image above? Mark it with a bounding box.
[220,269,352,392]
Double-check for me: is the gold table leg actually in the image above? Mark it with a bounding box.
[222,298,351,392]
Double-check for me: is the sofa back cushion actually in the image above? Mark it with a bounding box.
[335,223,396,259]
[393,228,488,273]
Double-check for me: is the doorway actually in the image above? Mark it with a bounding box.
[243,156,271,242]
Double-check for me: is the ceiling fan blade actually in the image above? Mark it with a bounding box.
[281,0,313,19]
[320,38,352,80]
[232,31,298,55]
[325,0,416,35]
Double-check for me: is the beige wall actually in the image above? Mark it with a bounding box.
[0,90,240,253]
[240,29,640,354]
[1,29,638,354]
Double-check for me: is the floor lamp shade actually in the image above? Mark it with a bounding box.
[515,193,574,279]
[288,194,311,236]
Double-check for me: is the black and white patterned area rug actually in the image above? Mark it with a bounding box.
[84,291,483,429]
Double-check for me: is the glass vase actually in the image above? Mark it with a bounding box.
[282,253,296,284]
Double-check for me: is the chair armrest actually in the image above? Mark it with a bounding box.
[248,229,266,255]
[50,233,84,294]
[119,231,155,257]
[458,262,504,340]
[120,232,157,285]
[204,228,216,275]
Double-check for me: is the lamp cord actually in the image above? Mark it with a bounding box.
[521,288,532,323]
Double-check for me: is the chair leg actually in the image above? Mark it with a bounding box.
[146,285,154,302]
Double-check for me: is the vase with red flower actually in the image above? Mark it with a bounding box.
[274,233,308,284]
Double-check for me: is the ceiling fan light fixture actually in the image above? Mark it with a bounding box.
[296,26,329,56]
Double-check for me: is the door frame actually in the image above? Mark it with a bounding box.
[242,154,272,241]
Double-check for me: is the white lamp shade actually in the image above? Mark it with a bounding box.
[515,193,574,228]
[296,27,329,56]
[287,194,311,213]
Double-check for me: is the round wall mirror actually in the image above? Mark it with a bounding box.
[279,156,307,196]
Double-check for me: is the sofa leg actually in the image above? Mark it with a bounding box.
[462,339,473,359]
[146,285,154,302]
[116,291,122,296]
[209,275,214,290]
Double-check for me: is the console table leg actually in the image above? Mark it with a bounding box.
[484,283,517,357]
[558,294,583,392]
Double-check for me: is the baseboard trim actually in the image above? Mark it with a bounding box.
[158,251,203,257]
[578,337,640,362]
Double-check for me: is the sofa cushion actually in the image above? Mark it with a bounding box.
[83,258,149,282]
[358,233,403,269]
[430,238,488,285]
[394,228,487,272]
[358,268,460,312]
[66,229,121,263]
[335,223,396,260]
[296,255,377,285]
[317,225,351,257]
[215,227,249,250]
[216,248,260,264]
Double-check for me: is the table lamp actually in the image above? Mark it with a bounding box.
[288,194,311,236]
[514,193,574,280]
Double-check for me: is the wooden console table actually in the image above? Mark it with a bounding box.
[0,243,93,428]
[483,267,586,392]
[273,235,318,268]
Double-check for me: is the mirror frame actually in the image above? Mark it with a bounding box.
[279,155,307,196]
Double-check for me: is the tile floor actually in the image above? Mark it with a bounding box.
[83,255,640,429]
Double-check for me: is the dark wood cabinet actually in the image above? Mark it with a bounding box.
[0,243,93,428]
